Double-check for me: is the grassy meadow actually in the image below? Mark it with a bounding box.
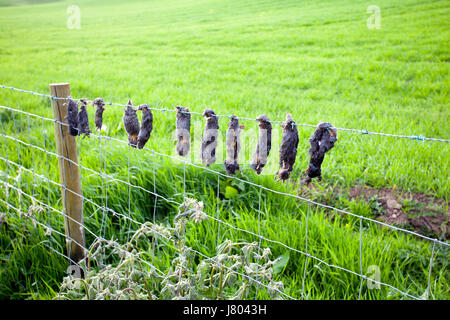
[0,0,449,299]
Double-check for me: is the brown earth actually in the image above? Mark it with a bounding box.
[347,186,449,240]
[296,180,449,240]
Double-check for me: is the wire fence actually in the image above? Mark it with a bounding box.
[1,84,449,142]
[0,84,448,300]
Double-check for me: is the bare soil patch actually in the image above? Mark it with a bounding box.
[348,186,449,240]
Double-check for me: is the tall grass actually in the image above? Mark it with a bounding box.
[0,0,449,299]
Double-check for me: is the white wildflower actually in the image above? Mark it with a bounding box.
[190,209,208,223]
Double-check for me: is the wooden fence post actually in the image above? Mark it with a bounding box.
[49,83,85,271]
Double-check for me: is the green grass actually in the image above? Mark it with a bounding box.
[0,0,449,299]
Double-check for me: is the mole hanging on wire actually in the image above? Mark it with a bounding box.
[136,104,153,149]
[201,109,219,167]
[64,97,79,136]
[176,106,191,157]
[250,115,272,175]
[224,115,244,175]
[91,98,106,131]
[277,113,299,181]
[78,99,91,138]
[123,100,140,148]
[301,122,337,184]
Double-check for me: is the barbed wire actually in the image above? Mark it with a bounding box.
[0,134,437,299]
[1,84,449,142]
[0,104,448,247]
[0,178,166,278]
[0,170,418,300]
[0,110,446,248]
[0,167,421,300]
[0,111,293,298]
[0,171,292,299]
[0,102,446,300]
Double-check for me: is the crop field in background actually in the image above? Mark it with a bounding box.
[0,0,449,300]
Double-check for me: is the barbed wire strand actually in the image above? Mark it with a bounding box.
[0,104,448,248]
[1,85,449,142]
[0,131,178,205]
[0,142,420,300]
[0,104,444,300]
[1,153,412,300]
[0,190,88,255]
[0,178,165,277]
[0,117,447,252]
[137,142,449,247]
[2,173,291,299]
[0,121,290,298]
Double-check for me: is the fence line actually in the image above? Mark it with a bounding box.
[0,141,434,299]
[1,197,166,280]
[0,105,447,247]
[0,177,166,278]
[1,84,449,142]
[0,93,447,300]
[0,171,418,300]
[0,173,292,299]
[0,108,293,297]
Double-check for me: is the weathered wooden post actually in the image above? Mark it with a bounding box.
[49,83,85,273]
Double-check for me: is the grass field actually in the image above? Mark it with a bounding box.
[0,0,449,300]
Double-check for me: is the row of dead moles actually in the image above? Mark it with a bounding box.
[65,97,337,184]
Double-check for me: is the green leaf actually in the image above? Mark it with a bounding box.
[230,180,246,191]
[273,253,289,274]
[225,186,239,199]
